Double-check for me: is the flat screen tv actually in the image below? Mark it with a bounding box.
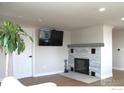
[39,29,63,46]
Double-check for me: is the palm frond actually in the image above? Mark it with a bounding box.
[0,20,33,55]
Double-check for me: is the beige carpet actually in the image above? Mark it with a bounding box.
[60,72,100,84]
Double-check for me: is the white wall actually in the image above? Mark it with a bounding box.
[34,30,71,76]
[71,25,104,44]
[101,25,113,79]
[0,50,6,80]
[113,30,124,70]
[0,26,71,79]
[0,50,12,80]
[70,24,113,79]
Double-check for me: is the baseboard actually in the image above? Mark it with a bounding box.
[100,73,112,79]
[113,67,124,71]
[33,71,64,77]
[15,76,33,79]
[0,71,64,81]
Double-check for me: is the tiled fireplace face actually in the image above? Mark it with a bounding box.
[68,47,101,78]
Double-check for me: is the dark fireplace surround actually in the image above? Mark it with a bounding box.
[74,58,89,75]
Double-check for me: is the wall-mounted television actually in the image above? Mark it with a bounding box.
[39,29,63,46]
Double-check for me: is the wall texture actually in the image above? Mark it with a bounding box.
[71,25,104,44]
[0,51,5,80]
[101,25,113,79]
[113,30,124,70]
[34,30,71,76]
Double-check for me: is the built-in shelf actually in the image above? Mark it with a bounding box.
[68,43,104,48]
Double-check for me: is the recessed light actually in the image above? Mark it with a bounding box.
[121,18,124,21]
[99,8,106,12]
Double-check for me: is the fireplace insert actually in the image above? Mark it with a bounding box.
[74,58,89,75]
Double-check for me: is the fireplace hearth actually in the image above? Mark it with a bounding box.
[74,58,89,75]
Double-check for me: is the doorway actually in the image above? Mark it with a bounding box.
[13,28,34,79]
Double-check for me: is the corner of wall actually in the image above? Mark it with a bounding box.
[100,73,113,79]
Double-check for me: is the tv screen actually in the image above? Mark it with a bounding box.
[39,29,63,46]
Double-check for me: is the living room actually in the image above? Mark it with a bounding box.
[0,2,124,87]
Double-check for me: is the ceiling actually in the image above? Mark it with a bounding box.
[0,2,124,31]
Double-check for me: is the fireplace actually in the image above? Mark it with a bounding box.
[74,58,89,75]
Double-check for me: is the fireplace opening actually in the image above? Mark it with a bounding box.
[74,58,89,75]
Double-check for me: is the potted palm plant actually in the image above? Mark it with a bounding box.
[0,20,33,77]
